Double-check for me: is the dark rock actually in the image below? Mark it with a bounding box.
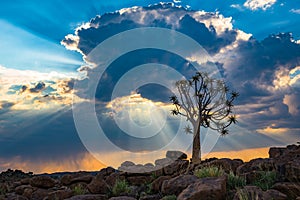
[233,186,272,200]
[161,175,199,196]
[48,189,73,200]
[65,194,108,200]
[4,193,28,200]
[30,176,56,189]
[236,158,275,175]
[14,185,32,195]
[206,158,243,173]
[97,167,116,179]
[139,194,161,200]
[20,178,30,185]
[269,147,286,159]
[109,197,136,200]
[23,187,34,199]
[87,177,109,194]
[177,175,227,200]
[31,188,50,200]
[61,173,93,186]
[154,158,173,167]
[127,176,152,186]
[105,172,126,187]
[272,182,300,199]
[163,160,189,176]
[166,151,187,160]
[151,176,172,193]
[285,160,300,182]
[265,189,287,200]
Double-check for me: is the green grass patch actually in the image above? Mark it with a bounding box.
[161,195,177,200]
[252,171,276,191]
[112,179,130,196]
[194,165,225,178]
[227,171,246,190]
[72,184,87,195]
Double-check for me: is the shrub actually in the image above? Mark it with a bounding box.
[161,195,177,200]
[194,165,224,178]
[236,188,259,200]
[72,184,86,195]
[0,184,7,196]
[252,171,276,191]
[227,171,246,190]
[112,179,130,196]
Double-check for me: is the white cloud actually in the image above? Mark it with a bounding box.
[0,66,78,111]
[283,94,300,116]
[243,0,276,11]
[230,4,244,11]
[272,66,300,90]
[290,9,300,14]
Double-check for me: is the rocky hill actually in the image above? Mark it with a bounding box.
[0,144,299,200]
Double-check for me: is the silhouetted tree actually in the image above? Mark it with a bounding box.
[170,71,238,163]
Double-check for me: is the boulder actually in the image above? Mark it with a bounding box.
[127,175,152,186]
[236,158,275,175]
[206,158,243,173]
[14,185,32,195]
[163,160,189,176]
[61,174,93,186]
[139,194,161,200]
[48,189,73,200]
[166,151,187,160]
[151,176,172,193]
[23,187,34,199]
[265,189,287,200]
[272,182,300,199]
[233,186,272,200]
[109,197,137,200]
[161,175,199,196]
[87,178,109,194]
[4,193,28,200]
[154,158,173,167]
[105,172,126,187]
[269,147,286,159]
[97,167,116,179]
[29,176,56,189]
[31,188,50,200]
[177,175,227,200]
[285,160,300,182]
[65,194,108,200]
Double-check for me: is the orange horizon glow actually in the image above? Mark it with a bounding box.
[0,147,270,174]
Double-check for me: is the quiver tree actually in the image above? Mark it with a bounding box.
[170,71,238,163]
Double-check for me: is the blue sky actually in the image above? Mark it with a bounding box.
[0,0,300,173]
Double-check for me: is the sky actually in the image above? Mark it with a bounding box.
[0,0,300,173]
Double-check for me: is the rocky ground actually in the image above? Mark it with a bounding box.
[0,144,299,200]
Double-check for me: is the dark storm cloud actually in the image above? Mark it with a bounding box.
[60,3,300,151]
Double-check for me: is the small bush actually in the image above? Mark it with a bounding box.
[227,171,246,190]
[0,184,7,196]
[194,165,224,178]
[161,195,177,200]
[236,188,259,200]
[72,184,86,195]
[252,171,276,191]
[112,179,130,196]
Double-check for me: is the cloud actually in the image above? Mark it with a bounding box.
[290,9,300,14]
[283,93,300,115]
[62,3,249,57]
[243,0,276,11]
[0,66,78,111]
[62,3,300,152]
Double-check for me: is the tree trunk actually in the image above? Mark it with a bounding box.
[191,122,201,164]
